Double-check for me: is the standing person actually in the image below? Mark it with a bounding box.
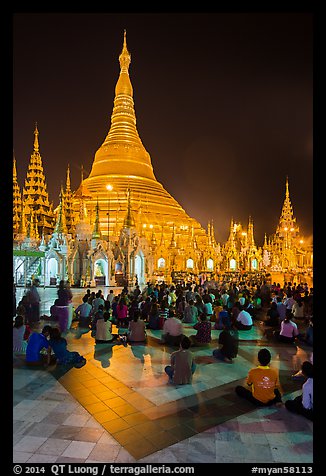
[116,298,128,328]
[164,336,196,384]
[213,325,239,363]
[56,280,73,331]
[235,348,282,406]
[25,325,54,366]
[106,289,115,307]
[27,278,41,323]
[285,361,313,421]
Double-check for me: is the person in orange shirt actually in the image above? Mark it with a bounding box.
[235,348,282,406]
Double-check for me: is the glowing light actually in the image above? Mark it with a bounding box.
[284,227,288,231]
[149,224,153,229]
[106,184,113,192]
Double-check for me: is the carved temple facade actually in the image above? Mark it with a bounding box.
[13,33,313,288]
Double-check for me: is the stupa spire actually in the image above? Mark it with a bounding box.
[13,154,22,237]
[123,188,135,228]
[87,30,156,182]
[33,123,39,152]
[92,198,102,239]
[23,124,54,235]
[276,176,299,238]
[54,186,68,234]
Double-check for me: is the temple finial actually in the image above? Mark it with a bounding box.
[34,122,39,152]
[66,164,71,191]
[119,29,131,72]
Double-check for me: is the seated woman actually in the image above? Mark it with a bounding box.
[13,315,28,353]
[164,336,196,385]
[274,311,299,344]
[297,318,313,346]
[48,327,86,367]
[182,299,199,324]
[213,324,239,363]
[147,299,160,330]
[95,311,116,343]
[127,310,147,343]
[264,301,280,327]
[189,313,212,346]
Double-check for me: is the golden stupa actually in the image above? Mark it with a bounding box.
[74,31,207,247]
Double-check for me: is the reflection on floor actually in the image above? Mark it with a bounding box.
[13,288,313,463]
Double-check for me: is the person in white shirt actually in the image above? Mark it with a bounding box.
[285,361,313,421]
[235,308,253,330]
[95,312,116,343]
[292,299,304,320]
[221,292,229,307]
[161,311,184,346]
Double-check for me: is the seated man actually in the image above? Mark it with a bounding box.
[235,307,253,330]
[182,299,198,324]
[235,348,282,406]
[285,361,313,421]
[161,310,184,346]
[164,336,196,385]
[75,296,92,328]
[25,325,55,366]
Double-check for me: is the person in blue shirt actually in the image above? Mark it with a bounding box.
[25,325,53,366]
[48,327,86,367]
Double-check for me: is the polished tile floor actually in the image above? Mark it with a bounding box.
[13,287,313,463]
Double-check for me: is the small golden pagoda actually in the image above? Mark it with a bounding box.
[13,154,22,237]
[22,124,55,236]
[71,31,211,279]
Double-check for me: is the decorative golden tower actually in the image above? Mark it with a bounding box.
[54,186,68,234]
[276,176,299,245]
[63,164,75,234]
[13,154,22,238]
[22,124,54,235]
[73,31,207,250]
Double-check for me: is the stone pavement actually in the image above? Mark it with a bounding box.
[13,287,313,464]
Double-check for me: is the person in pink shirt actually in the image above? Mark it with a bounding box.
[116,298,128,328]
[277,311,299,344]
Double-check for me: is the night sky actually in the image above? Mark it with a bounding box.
[13,12,313,245]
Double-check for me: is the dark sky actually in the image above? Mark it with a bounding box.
[13,12,313,244]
